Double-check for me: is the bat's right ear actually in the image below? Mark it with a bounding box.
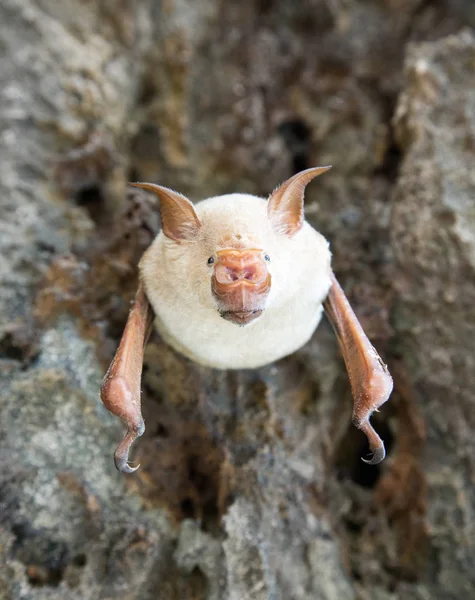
[267,166,331,237]
[130,182,201,242]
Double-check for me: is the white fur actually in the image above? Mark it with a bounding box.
[140,193,332,369]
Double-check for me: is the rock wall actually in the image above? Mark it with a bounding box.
[1,1,474,599]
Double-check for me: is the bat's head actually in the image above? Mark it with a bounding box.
[136,167,331,326]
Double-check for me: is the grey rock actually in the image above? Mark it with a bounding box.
[392,29,475,599]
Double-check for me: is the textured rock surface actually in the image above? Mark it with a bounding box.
[1,0,475,598]
[391,30,475,597]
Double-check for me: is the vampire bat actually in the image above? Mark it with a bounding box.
[101,167,393,473]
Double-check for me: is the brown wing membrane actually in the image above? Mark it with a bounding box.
[323,272,393,464]
[100,283,153,473]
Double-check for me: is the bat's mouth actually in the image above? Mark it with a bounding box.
[220,309,264,326]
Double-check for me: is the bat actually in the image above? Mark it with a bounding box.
[100,167,393,473]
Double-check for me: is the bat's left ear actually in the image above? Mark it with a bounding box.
[267,166,331,237]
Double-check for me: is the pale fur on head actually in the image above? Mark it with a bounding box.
[140,188,332,369]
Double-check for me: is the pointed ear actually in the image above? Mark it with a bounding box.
[267,166,331,237]
[130,182,201,242]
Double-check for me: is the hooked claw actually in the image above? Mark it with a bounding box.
[361,445,386,465]
[114,456,140,474]
[113,420,145,474]
[357,419,386,466]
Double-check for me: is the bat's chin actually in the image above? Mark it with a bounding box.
[219,309,264,326]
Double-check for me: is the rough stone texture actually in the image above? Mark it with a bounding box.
[1,0,475,599]
[391,30,475,598]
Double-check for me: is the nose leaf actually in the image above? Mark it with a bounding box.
[215,264,262,284]
[214,249,267,286]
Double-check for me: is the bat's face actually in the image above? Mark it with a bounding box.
[192,192,299,327]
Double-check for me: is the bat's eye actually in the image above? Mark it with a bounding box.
[264,254,271,262]
[207,256,215,265]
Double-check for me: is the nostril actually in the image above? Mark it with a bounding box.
[215,264,242,284]
[245,266,266,282]
[215,255,268,285]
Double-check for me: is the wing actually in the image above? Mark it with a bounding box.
[323,271,393,464]
[100,282,153,473]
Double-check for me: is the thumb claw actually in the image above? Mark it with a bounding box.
[357,420,386,465]
[113,421,144,474]
[361,445,385,465]
[114,455,140,473]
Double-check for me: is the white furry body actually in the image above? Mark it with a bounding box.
[140,193,332,369]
